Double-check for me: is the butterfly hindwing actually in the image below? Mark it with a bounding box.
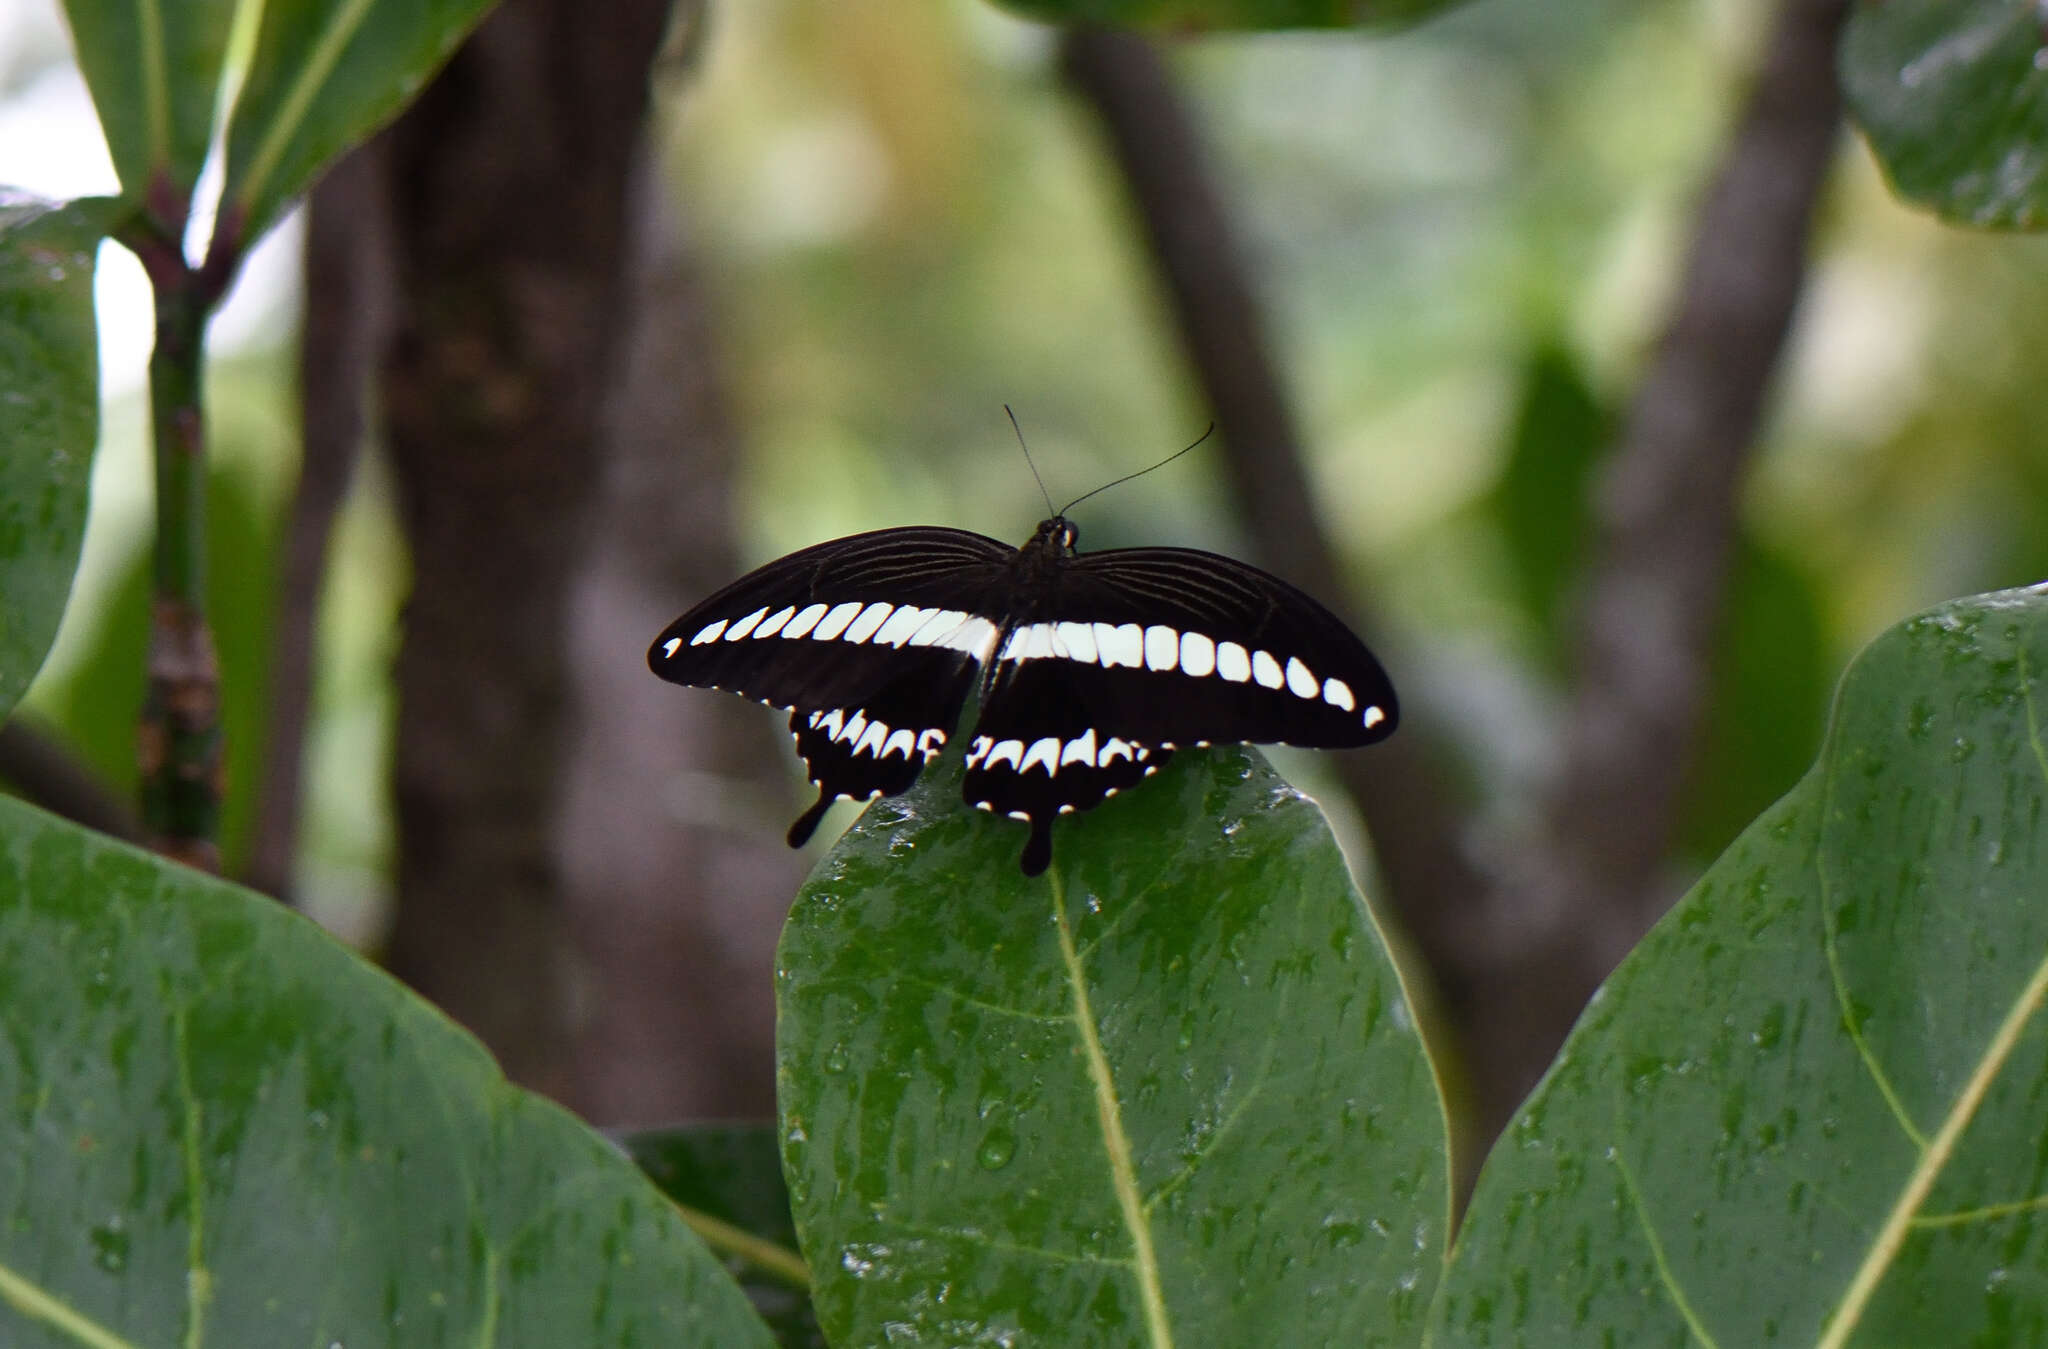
[963,656,1172,876]
[784,648,980,846]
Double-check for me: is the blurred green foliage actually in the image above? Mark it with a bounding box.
[12,0,2048,920]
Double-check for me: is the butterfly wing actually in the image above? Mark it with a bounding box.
[962,545,1394,874]
[649,526,1017,842]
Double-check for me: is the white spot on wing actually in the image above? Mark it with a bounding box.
[1100,737,1133,766]
[1217,641,1251,682]
[1061,728,1098,768]
[840,710,869,744]
[966,735,993,768]
[883,727,916,759]
[874,606,932,647]
[935,615,1000,663]
[1145,625,1180,672]
[724,607,770,640]
[1096,622,1145,668]
[1363,705,1386,729]
[782,603,830,639]
[690,619,728,646]
[1021,737,1061,775]
[845,602,895,644]
[1252,650,1285,689]
[986,739,1025,771]
[1286,656,1318,699]
[813,602,864,641]
[1055,621,1098,664]
[662,637,683,657]
[1324,677,1355,711]
[753,605,798,639]
[854,721,890,757]
[907,609,966,646]
[1179,631,1214,677]
[917,728,947,759]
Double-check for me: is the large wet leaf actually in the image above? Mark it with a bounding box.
[0,797,777,1348]
[217,0,496,253]
[1841,0,2048,229]
[988,0,1466,30]
[57,0,236,225]
[0,195,112,724]
[1431,585,2048,1345]
[778,745,1449,1348]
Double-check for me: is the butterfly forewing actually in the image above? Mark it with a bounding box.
[649,526,1013,707]
[985,547,1398,749]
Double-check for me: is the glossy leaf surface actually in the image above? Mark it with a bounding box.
[0,797,776,1348]
[779,745,1449,1347]
[219,0,494,252]
[0,195,111,723]
[1841,0,2048,228]
[1432,586,2048,1345]
[57,0,236,224]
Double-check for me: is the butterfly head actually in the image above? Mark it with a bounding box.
[1027,517,1080,558]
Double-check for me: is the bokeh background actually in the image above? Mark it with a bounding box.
[3,0,2037,1160]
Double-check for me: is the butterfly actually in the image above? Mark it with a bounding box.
[648,509,1397,876]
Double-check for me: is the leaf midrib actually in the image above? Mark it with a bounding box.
[1814,641,2048,1346]
[1050,867,1173,1349]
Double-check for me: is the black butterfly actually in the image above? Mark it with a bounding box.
[648,517,1397,876]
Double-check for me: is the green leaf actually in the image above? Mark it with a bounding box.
[778,746,1450,1347]
[625,1125,825,1349]
[57,0,236,227]
[1431,585,2048,1345]
[1487,342,1612,664]
[0,195,115,724]
[986,0,1466,31]
[1841,0,2048,229]
[218,0,495,254]
[0,797,777,1349]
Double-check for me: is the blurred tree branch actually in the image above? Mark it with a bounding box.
[246,144,391,902]
[377,0,674,1100]
[0,718,142,843]
[1465,0,1851,1133]
[1059,23,1490,1137]
[557,172,802,1121]
[1062,0,1849,1149]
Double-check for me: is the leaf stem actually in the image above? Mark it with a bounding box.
[124,215,233,871]
[674,1204,812,1291]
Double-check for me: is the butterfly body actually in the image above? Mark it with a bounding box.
[649,516,1396,875]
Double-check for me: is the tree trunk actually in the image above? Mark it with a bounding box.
[378,0,675,1099]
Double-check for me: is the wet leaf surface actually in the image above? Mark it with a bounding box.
[0,798,775,1348]
[779,745,1448,1347]
[0,195,112,722]
[1433,586,2048,1346]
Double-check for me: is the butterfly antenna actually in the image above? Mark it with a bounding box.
[1058,423,1214,516]
[1006,405,1059,519]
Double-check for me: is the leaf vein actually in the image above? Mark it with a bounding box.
[1610,1146,1722,1349]
[1051,865,1173,1349]
[1815,718,1928,1149]
[1816,642,2048,1348]
[0,1259,141,1349]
